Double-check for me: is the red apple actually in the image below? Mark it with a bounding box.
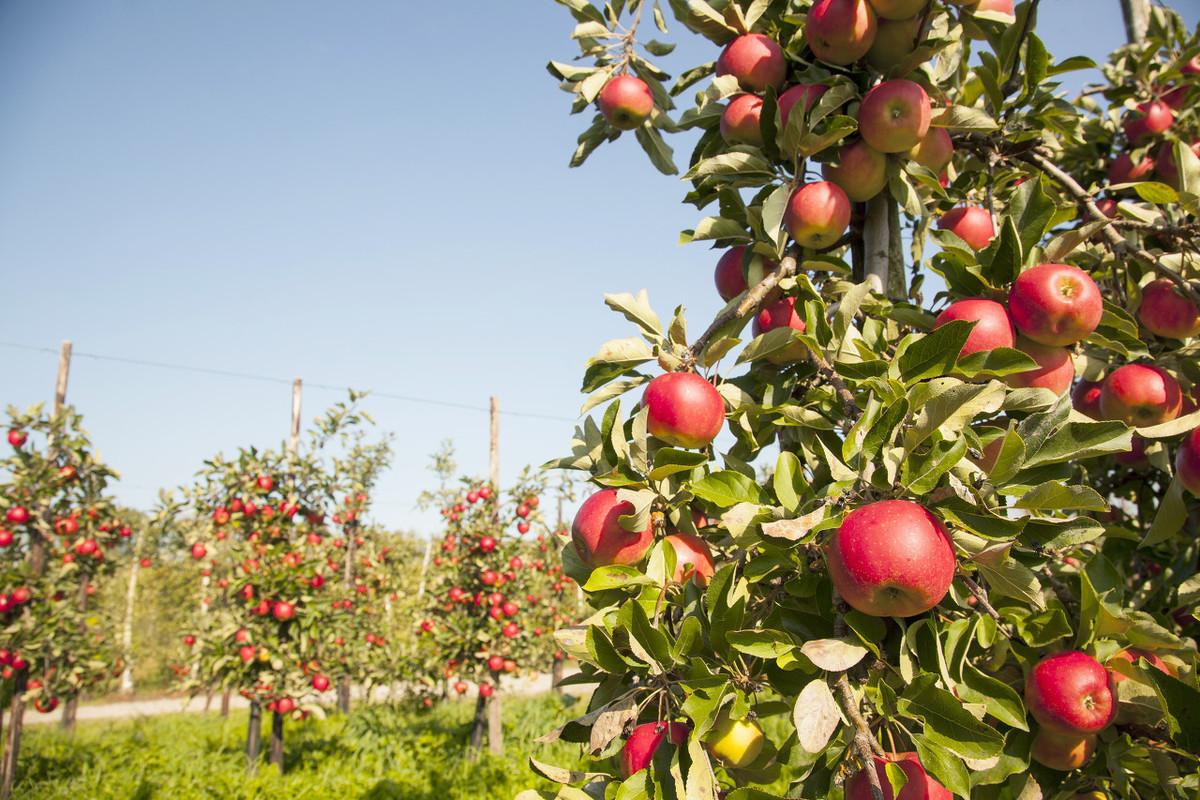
[571,489,655,567]
[1071,380,1104,419]
[1178,427,1200,496]
[1138,278,1200,339]
[1153,139,1200,187]
[620,721,689,777]
[665,533,715,586]
[1030,729,1097,771]
[311,674,330,692]
[487,654,505,672]
[239,645,256,662]
[1123,100,1174,143]
[6,430,25,448]
[1008,263,1103,346]
[272,600,296,621]
[191,542,207,560]
[1025,650,1116,734]
[1108,648,1174,684]
[933,298,1015,356]
[785,181,851,248]
[643,372,725,449]
[778,83,828,129]
[479,683,494,698]
[822,139,888,202]
[715,34,786,92]
[1099,364,1182,426]
[1107,152,1155,184]
[936,206,995,250]
[866,15,922,71]
[909,127,954,173]
[720,94,764,146]
[598,75,654,130]
[0,530,12,548]
[806,0,878,66]
[479,535,497,553]
[502,622,520,638]
[824,499,955,617]
[858,79,931,153]
[846,751,952,800]
[714,246,777,301]
[256,474,273,492]
[1005,337,1075,395]
[752,295,809,364]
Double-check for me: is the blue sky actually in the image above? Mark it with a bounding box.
[0,2,1192,536]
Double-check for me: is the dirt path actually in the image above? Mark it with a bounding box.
[24,670,584,726]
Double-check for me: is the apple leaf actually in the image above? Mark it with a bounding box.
[799,638,869,671]
[898,674,1005,759]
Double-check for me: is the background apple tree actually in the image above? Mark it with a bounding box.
[527,1,1200,799]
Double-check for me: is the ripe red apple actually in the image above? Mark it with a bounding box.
[933,298,1015,357]
[1005,337,1075,395]
[1072,380,1104,419]
[0,530,12,548]
[866,15,922,71]
[479,535,497,553]
[598,75,654,130]
[858,79,931,153]
[752,295,809,364]
[1107,152,1155,184]
[239,645,256,662]
[1153,139,1200,187]
[867,0,927,19]
[502,601,519,617]
[846,752,952,800]
[487,654,505,672]
[1108,648,1174,684]
[1178,427,1200,496]
[256,474,273,492]
[1030,729,1097,771]
[909,127,954,173]
[714,246,778,302]
[191,542,207,560]
[479,683,494,698]
[620,721,689,777]
[1008,263,1103,346]
[936,206,995,250]
[643,372,725,449]
[1122,100,1174,143]
[824,499,955,617]
[822,139,888,202]
[806,0,878,66]
[1138,278,1200,339]
[573,489,655,568]
[720,94,764,146]
[453,681,468,695]
[272,600,296,621]
[502,622,520,638]
[1099,364,1182,426]
[6,430,25,448]
[665,533,715,586]
[1025,651,1116,734]
[778,83,828,129]
[785,181,851,249]
[276,697,296,714]
[716,33,786,92]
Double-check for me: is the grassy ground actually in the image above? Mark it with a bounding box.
[16,692,587,799]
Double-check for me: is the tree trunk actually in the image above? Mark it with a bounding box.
[220,688,231,718]
[245,700,262,772]
[61,578,89,731]
[487,691,503,756]
[551,659,565,693]
[119,550,141,694]
[1119,0,1150,44]
[886,194,906,300]
[0,674,26,800]
[467,693,487,758]
[863,194,890,293]
[337,677,351,714]
[269,711,284,773]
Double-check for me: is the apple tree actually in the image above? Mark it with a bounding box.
[526,1,1200,799]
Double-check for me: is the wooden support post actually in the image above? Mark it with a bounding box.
[246,700,262,771]
[863,195,890,294]
[1120,0,1150,44]
[0,674,26,800]
[288,379,302,457]
[487,396,503,755]
[269,710,285,773]
[416,536,433,599]
[118,545,141,695]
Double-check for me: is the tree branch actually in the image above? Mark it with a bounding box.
[808,350,860,420]
[960,574,1003,624]
[689,248,799,358]
[831,601,886,800]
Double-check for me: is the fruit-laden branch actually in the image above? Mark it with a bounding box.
[832,602,886,800]
[689,249,800,358]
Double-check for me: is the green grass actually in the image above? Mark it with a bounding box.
[17,692,588,799]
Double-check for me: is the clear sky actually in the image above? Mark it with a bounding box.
[1,1,1193,536]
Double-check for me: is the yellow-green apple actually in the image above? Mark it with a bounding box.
[665,532,715,586]
[598,75,654,130]
[643,372,725,448]
[933,298,1015,356]
[785,181,851,248]
[714,246,777,301]
[1071,379,1104,419]
[706,713,764,768]
[620,721,689,777]
[716,33,787,92]
[866,15,922,71]
[867,0,927,20]
[846,752,952,800]
[778,83,828,129]
[824,499,956,617]
[1099,364,1182,426]
[1005,337,1075,395]
[857,79,931,153]
[822,139,888,201]
[753,296,809,364]
[806,0,878,66]
[1123,100,1174,144]
[1107,152,1155,184]
[1176,427,1200,495]
[1154,139,1200,187]
[571,489,655,567]
[1008,263,1103,346]
[1025,650,1116,734]
[909,127,953,172]
[1107,648,1175,684]
[1138,278,1200,339]
[721,94,764,145]
[936,206,995,250]
[1030,729,1098,771]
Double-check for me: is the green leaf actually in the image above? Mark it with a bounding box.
[1020,421,1132,468]
[954,347,1038,379]
[727,628,795,659]
[976,557,1045,610]
[1142,475,1187,547]
[683,150,774,181]
[981,217,1022,287]
[1132,181,1180,205]
[1014,481,1107,512]
[1145,669,1200,751]
[690,470,765,507]
[583,565,655,592]
[772,451,808,513]
[929,104,998,131]
[634,126,678,175]
[684,216,750,243]
[902,437,968,495]
[604,291,663,340]
[958,663,1028,730]
[582,337,655,393]
[913,733,971,798]
[894,321,973,384]
[1008,176,1056,256]
[648,448,709,480]
[898,674,1005,759]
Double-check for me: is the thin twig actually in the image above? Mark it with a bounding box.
[808,350,860,419]
[960,574,1003,623]
[689,248,800,358]
[830,600,886,800]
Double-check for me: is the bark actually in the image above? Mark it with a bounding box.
[119,556,140,694]
[468,693,487,758]
[487,692,503,756]
[0,674,27,800]
[269,711,284,773]
[220,688,231,718]
[863,194,890,294]
[245,700,262,772]
[1120,0,1150,44]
